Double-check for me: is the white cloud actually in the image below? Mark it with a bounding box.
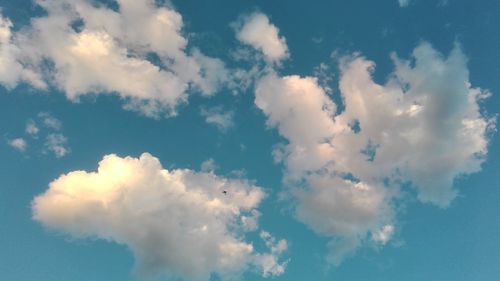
[32,153,288,281]
[0,0,228,117]
[254,42,493,264]
[236,12,289,63]
[241,210,261,232]
[335,42,494,206]
[200,106,235,132]
[8,138,27,152]
[45,133,70,158]
[227,65,264,95]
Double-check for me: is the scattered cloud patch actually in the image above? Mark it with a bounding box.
[255,42,493,264]
[241,210,260,232]
[200,106,235,132]
[32,153,288,281]
[200,158,218,173]
[235,12,289,63]
[313,63,334,94]
[227,65,264,95]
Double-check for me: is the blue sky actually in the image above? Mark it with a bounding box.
[0,0,499,280]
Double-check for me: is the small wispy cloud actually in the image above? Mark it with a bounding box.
[8,138,27,152]
[200,106,235,132]
[255,42,494,265]
[372,225,395,245]
[25,120,39,136]
[44,133,70,158]
[38,112,62,130]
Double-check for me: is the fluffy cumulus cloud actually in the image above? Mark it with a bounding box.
[255,42,493,263]
[32,153,288,281]
[0,0,228,117]
[44,133,70,158]
[236,12,289,63]
[38,112,62,130]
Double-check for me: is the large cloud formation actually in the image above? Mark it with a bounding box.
[32,153,288,281]
[0,0,228,117]
[255,42,494,264]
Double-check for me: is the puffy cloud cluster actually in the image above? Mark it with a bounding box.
[33,153,288,281]
[6,112,70,158]
[0,15,46,89]
[255,42,493,263]
[235,13,289,63]
[0,0,228,117]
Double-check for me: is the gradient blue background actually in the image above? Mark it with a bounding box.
[1,0,499,280]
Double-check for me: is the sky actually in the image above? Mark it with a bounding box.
[0,0,499,280]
